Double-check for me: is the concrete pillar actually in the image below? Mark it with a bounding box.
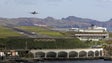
[67,53,69,58]
[33,53,36,58]
[45,53,47,58]
[102,50,104,56]
[94,52,95,57]
[56,53,58,58]
[86,52,88,58]
[99,51,101,57]
[77,53,79,58]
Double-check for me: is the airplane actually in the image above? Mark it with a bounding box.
[30,11,38,15]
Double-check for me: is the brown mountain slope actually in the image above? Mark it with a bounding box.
[0,16,111,30]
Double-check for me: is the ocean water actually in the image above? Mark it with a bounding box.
[38,59,112,63]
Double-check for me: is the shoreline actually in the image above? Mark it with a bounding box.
[0,56,111,63]
[32,57,104,61]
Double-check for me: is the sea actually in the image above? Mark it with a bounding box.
[38,59,112,63]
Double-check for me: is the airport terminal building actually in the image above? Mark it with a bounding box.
[73,25,109,41]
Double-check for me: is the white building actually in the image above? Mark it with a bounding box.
[73,26,109,41]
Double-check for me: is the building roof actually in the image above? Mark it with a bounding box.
[74,32,108,34]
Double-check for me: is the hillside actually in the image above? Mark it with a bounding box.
[0,26,22,38]
[0,16,112,31]
[0,26,110,49]
[0,26,89,49]
[17,26,70,37]
[0,26,72,38]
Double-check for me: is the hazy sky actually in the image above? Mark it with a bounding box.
[1,0,112,21]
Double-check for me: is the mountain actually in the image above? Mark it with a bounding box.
[61,16,103,28]
[0,16,112,31]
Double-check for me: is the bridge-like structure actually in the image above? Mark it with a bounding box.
[30,48,103,59]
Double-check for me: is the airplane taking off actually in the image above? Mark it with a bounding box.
[30,11,38,15]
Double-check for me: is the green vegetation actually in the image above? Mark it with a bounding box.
[109,32,112,37]
[0,26,111,50]
[0,38,89,49]
[103,40,112,56]
[17,26,69,37]
[0,26,90,50]
[0,26,22,38]
[1,26,112,57]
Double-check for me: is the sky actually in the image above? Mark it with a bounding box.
[1,0,112,21]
